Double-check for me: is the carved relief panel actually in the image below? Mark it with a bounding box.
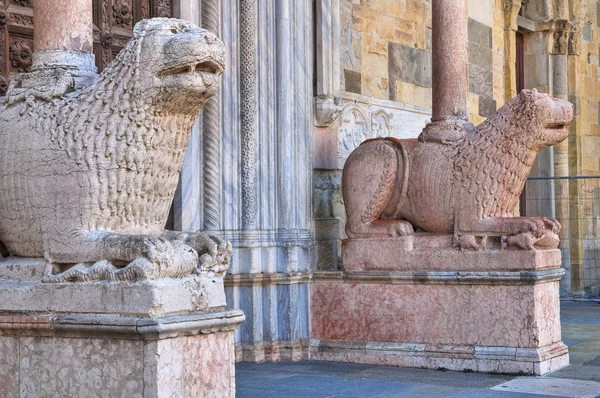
[0,0,172,95]
[0,0,34,95]
[93,0,172,71]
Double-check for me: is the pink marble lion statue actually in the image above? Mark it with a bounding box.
[342,89,573,250]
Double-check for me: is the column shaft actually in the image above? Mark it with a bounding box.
[33,0,93,53]
[432,0,467,121]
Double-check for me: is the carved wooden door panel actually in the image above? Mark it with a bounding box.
[92,0,173,72]
[0,0,34,95]
[0,0,172,95]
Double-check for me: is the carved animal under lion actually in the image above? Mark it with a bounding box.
[343,89,573,250]
[0,19,231,281]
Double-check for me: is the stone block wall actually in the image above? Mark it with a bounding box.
[314,0,510,272]
[340,0,432,106]
[568,0,600,296]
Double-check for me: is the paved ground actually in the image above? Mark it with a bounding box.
[236,300,600,397]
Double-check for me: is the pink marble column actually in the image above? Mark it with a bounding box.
[431,0,467,121]
[33,0,93,53]
[32,0,96,86]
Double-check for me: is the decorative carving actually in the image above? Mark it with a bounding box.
[340,104,370,153]
[0,76,7,96]
[13,0,32,7]
[552,20,571,55]
[100,31,113,48]
[9,41,32,72]
[157,0,171,17]
[371,109,394,138]
[569,23,581,55]
[338,103,394,163]
[113,0,133,26]
[0,10,9,26]
[201,0,222,230]
[342,89,574,251]
[315,96,343,127]
[7,12,34,28]
[239,0,258,229]
[0,19,229,281]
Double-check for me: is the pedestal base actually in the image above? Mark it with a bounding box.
[311,236,569,376]
[0,311,244,397]
[0,257,245,397]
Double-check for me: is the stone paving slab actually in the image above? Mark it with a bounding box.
[237,373,419,398]
[491,377,600,398]
[341,366,514,388]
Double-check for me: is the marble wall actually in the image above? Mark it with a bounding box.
[174,0,315,361]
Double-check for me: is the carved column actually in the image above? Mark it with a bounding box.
[221,0,314,362]
[34,0,93,52]
[33,0,97,86]
[315,0,342,127]
[431,0,467,121]
[239,0,258,230]
[503,0,523,102]
[202,0,222,230]
[551,20,579,295]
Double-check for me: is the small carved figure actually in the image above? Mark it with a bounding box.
[0,19,230,280]
[342,89,573,250]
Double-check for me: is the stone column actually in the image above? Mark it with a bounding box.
[551,21,583,296]
[431,0,467,121]
[202,0,223,231]
[421,0,472,143]
[221,0,314,362]
[502,0,523,103]
[239,0,259,230]
[32,0,97,86]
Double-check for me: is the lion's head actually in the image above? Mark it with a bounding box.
[93,18,225,115]
[504,88,573,151]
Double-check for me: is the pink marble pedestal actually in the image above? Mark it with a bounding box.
[310,235,569,375]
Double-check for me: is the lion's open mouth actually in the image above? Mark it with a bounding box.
[157,60,222,78]
[545,122,569,130]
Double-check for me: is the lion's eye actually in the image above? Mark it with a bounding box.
[170,27,178,34]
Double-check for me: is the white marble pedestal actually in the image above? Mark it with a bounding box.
[0,257,245,397]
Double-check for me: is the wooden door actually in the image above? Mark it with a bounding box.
[0,0,173,96]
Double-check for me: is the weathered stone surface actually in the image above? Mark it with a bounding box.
[344,69,362,94]
[0,274,227,318]
[342,236,561,272]
[0,311,243,398]
[0,18,229,281]
[148,332,236,397]
[19,337,145,398]
[0,337,18,397]
[310,272,568,375]
[478,97,497,118]
[388,42,432,88]
[468,18,492,49]
[342,89,573,251]
[468,42,493,71]
[468,64,494,99]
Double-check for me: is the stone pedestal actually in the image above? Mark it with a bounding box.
[310,235,569,376]
[0,258,245,397]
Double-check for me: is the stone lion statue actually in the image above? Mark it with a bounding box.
[0,19,230,281]
[342,89,573,250]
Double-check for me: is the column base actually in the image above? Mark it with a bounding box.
[310,339,569,376]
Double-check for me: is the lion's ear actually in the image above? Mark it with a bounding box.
[520,89,535,101]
